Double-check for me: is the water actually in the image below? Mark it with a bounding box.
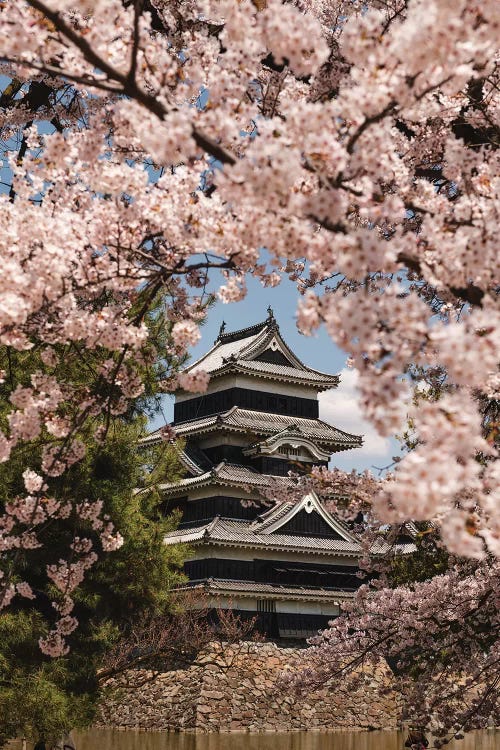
[9,730,500,750]
[66,729,499,750]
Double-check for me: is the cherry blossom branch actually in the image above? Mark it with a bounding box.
[24,0,236,165]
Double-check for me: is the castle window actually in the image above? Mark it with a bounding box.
[257,599,276,613]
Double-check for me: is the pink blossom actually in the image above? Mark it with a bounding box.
[171,321,201,350]
[0,0,498,661]
[178,370,210,393]
[22,468,45,494]
[45,416,70,438]
[218,276,247,303]
[160,424,177,442]
[16,581,35,599]
[40,347,58,367]
[100,526,124,552]
[39,632,70,658]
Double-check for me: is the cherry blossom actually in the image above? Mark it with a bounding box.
[0,0,497,662]
[298,557,500,745]
[178,369,210,393]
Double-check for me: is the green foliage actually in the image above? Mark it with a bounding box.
[0,612,94,746]
[390,529,449,586]
[0,328,189,745]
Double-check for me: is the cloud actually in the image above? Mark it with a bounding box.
[319,368,396,472]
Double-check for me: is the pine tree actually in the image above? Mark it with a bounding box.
[0,315,188,746]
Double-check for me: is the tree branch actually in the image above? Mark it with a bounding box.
[24,0,236,165]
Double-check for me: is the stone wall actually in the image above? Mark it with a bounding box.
[97,642,401,733]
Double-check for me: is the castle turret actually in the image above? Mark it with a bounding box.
[146,312,365,639]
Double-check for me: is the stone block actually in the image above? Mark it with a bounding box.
[96,640,400,734]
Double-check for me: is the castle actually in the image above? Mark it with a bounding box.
[144,310,365,639]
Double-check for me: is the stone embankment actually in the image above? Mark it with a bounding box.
[97,641,401,732]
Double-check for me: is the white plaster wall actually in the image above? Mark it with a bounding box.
[176,374,319,401]
[185,547,358,566]
[201,596,341,615]
[183,484,260,502]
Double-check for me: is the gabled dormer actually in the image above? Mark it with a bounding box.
[243,428,332,463]
[187,308,339,389]
[255,492,358,541]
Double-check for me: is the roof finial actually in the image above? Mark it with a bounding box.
[216,320,226,341]
[267,305,274,320]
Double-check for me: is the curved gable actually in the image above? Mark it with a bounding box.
[275,508,343,539]
[242,331,306,370]
[253,348,296,367]
[262,492,358,543]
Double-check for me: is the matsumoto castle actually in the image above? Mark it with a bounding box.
[144,309,369,639]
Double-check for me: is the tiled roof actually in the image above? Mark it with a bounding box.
[158,461,293,495]
[164,510,415,557]
[172,407,361,447]
[188,333,263,373]
[216,463,284,485]
[216,319,270,344]
[250,492,359,544]
[182,316,338,389]
[184,579,355,602]
[179,443,212,476]
[164,517,363,556]
[143,407,361,449]
[213,360,339,388]
[255,501,297,531]
[178,449,204,476]
[176,414,216,432]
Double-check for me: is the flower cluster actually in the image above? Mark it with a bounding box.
[301,558,500,744]
[178,369,210,394]
[0,0,497,659]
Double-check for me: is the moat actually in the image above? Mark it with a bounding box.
[71,729,500,750]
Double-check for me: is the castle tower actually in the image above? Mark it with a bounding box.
[145,311,364,639]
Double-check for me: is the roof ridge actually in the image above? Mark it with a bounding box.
[212,460,226,475]
[173,412,217,427]
[254,501,295,530]
[230,318,334,378]
[178,449,205,476]
[204,516,221,535]
[255,501,285,520]
[216,318,273,344]
[250,425,298,447]
[207,360,340,386]
[315,416,362,442]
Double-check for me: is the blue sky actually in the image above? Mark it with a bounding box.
[153,273,400,473]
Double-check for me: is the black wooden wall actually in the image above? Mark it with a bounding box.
[184,558,362,590]
[174,387,318,422]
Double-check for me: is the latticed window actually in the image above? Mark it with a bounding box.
[257,599,276,613]
[274,444,302,458]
